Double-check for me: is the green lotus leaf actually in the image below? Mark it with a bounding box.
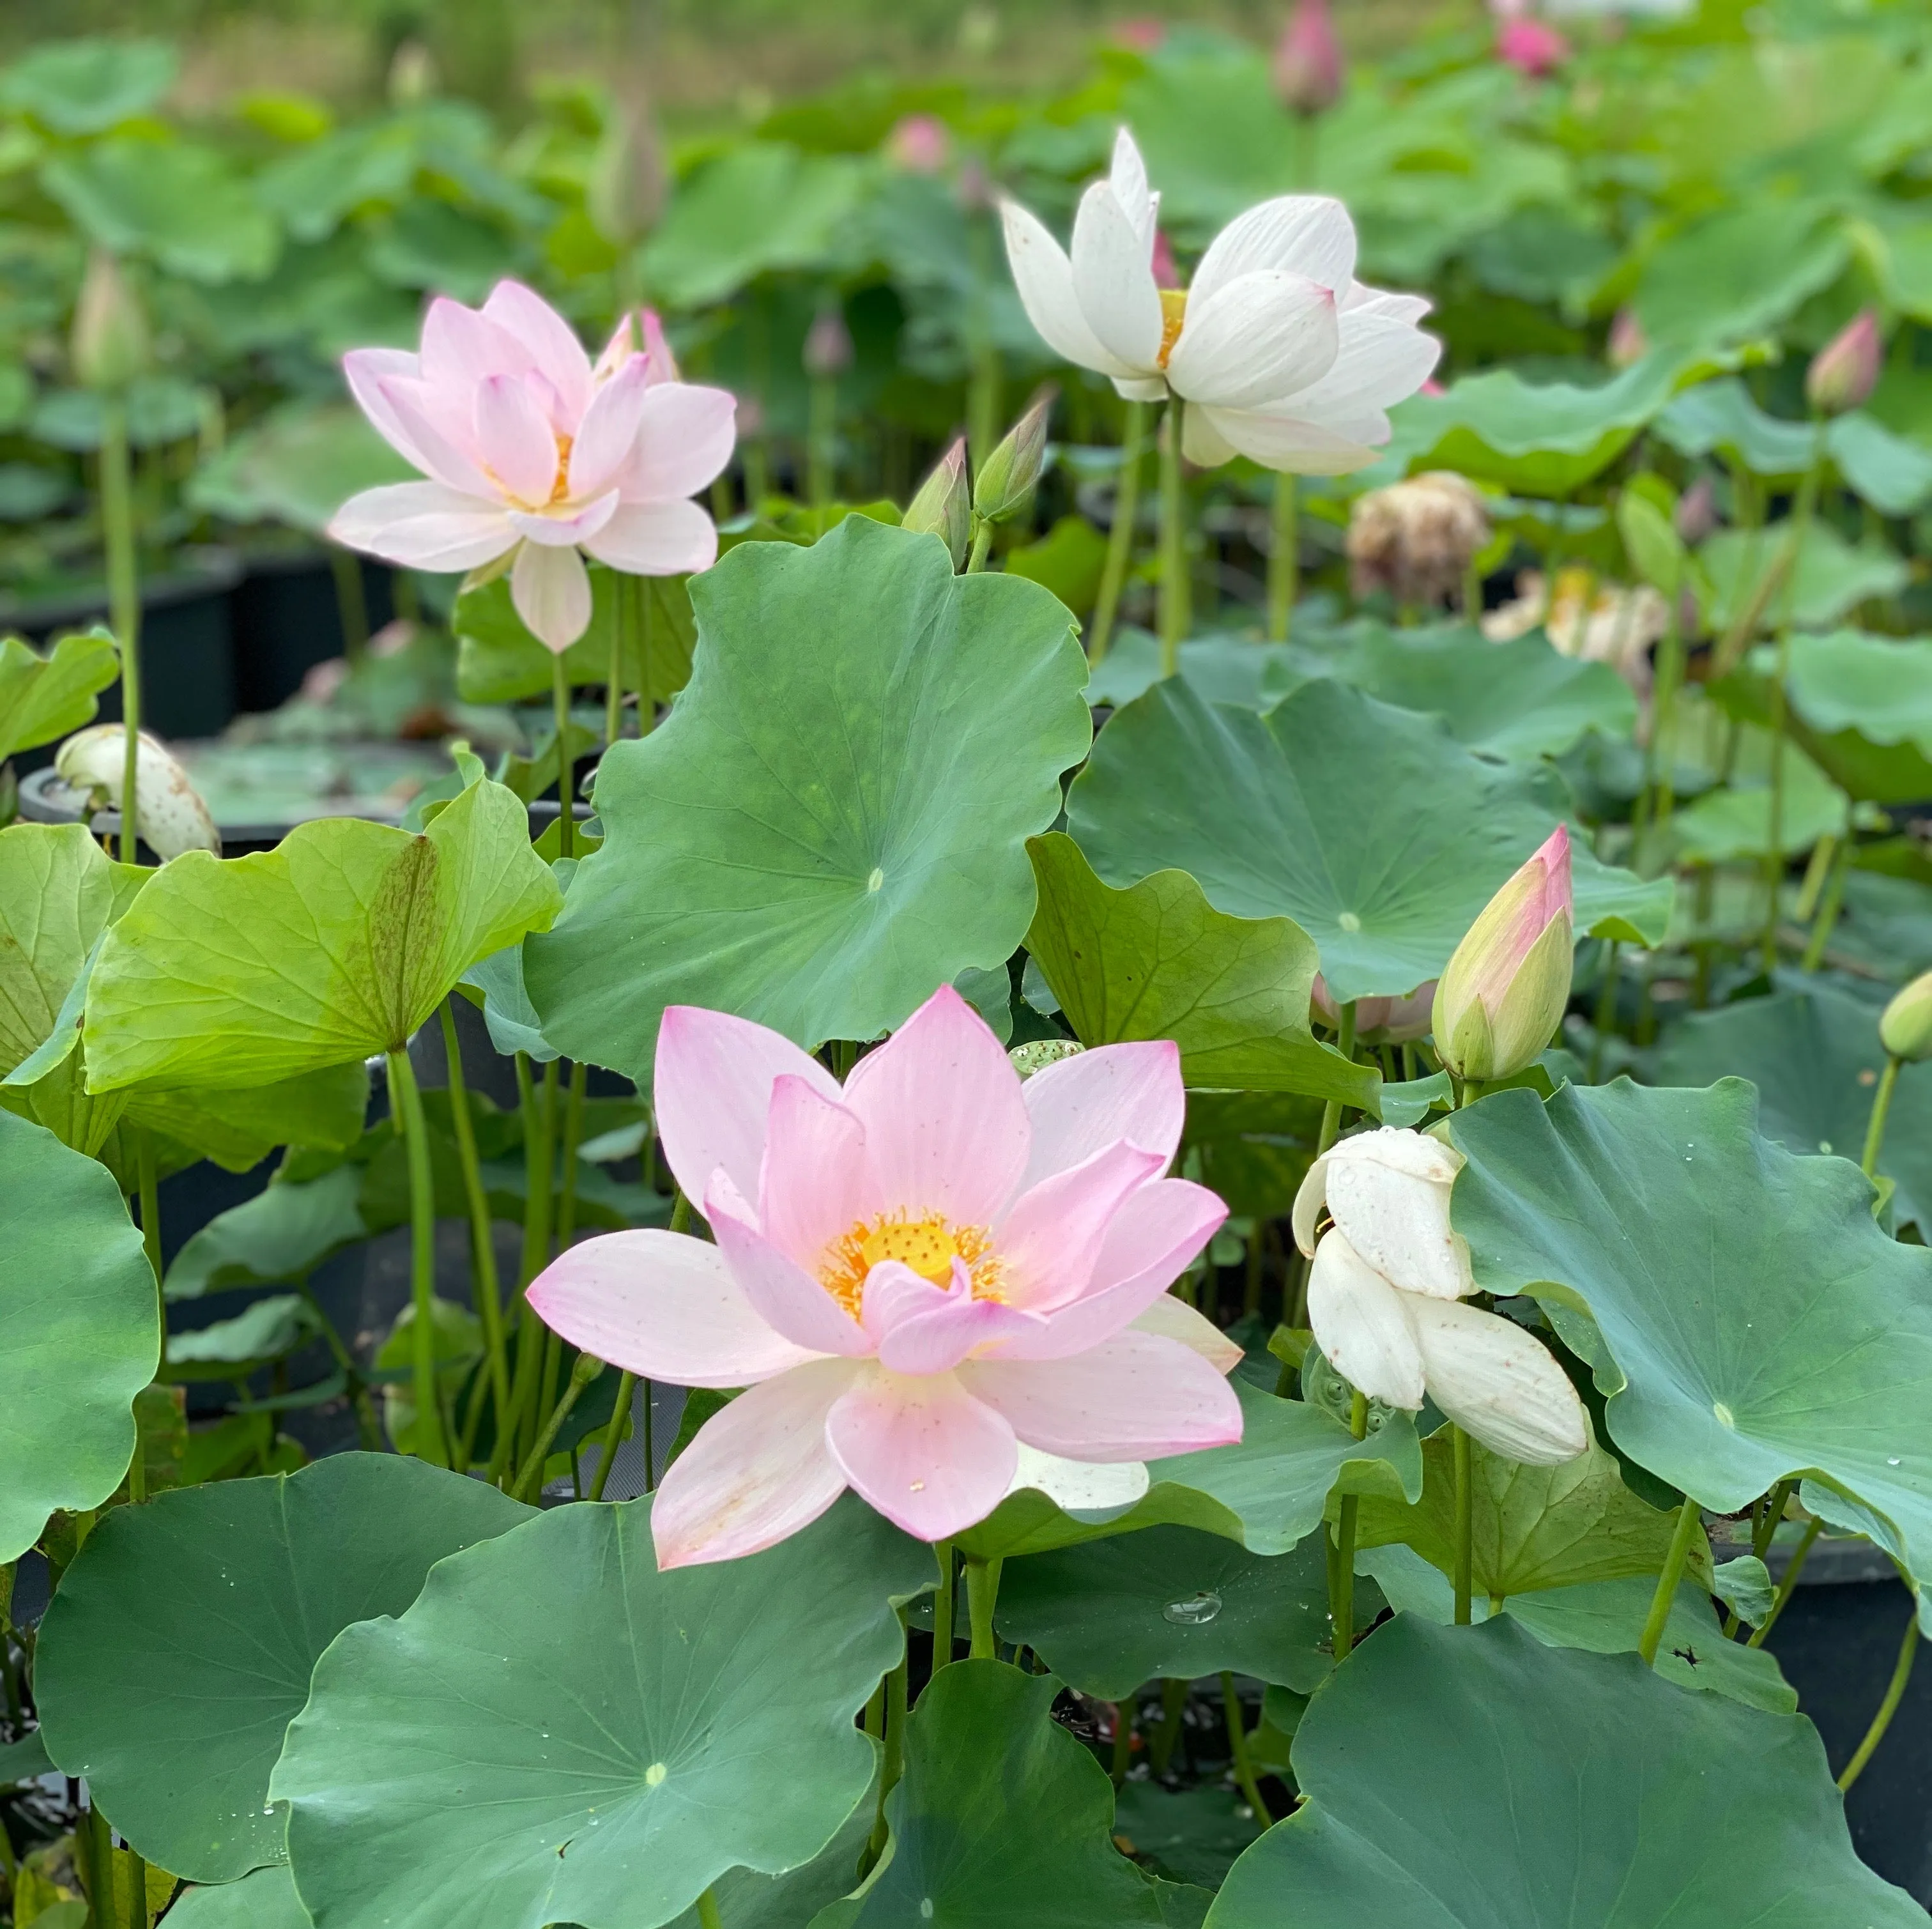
[1067,679,1669,1005]
[0,628,119,764]
[163,1866,310,1929]
[1023,834,1375,1110]
[460,940,558,1061]
[1667,758,1848,863]
[664,1786,880,1929]
[1084,631,1301,714]
[1828,870,1932,984]
[42,139,280,284]
[85,776,562,1091]
[1827,414,1932,517]
[1701,522,1909,634]
[1206,1615,1913,1928]
[0,1111,158,1562]
[187,401,415,538]
[1779,629,1932,805]
[119,1063,371,1175]
[1656,980,1932,1234]
[0,37,178,133]
[815,1661,1195,1929]
[997,1524,1343,1698]
[163,1291,312,1369]
[272,1494,928,1929]
[1656,376,1818,475]
[1350,1427,1712,1601]
[1448,1080,1932,1631]
[34,1454,532,1883]
[956,1381,1420,1563]
[1633,202,1851,349]
[528,517,1091,1073]
[1110,1781,1262,1896]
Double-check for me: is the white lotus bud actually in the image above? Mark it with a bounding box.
[57,725,221,861]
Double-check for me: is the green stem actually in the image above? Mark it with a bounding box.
[329,546,369,663]
[385,1045,448,1469]
[606,573,629,755]
[965,519,993,574]
[1800,828,1853,972]
[931,1540,956,1677]
[966,1555,1002,1659]
[1748,1514,1823,1648]
[1648,596,1686,852]
[1220,1673,1273,1827]
[697,1887,723,1929]
[1157,401,1188,679]
[1089,400,1146,665]
[868,1634,910,1864]
[1110,1699,1134,1786]
[1150,1677,1188,1775]
[1587,941,1620,1084]
[1315,1001,1358,1157]
[588,1371,634,1502]
[1453,1424,1474,1626]
[513,1350,603,1501]
[1332,1389,1368,1658]
[100,397,141,865]
[551,651,576,861]
[639,576,656,734]
[439,1001,510,1447]
[555,1060,589,1251]
[488,1053,557,1486]
[808,371,837,530]
[1267,473,1298,643]
[125,1843,150,1929]
[1637,1494,1703,1665]
[1862,1056,1901,1179]
[135,1126,161,1296]
[1837,1607,1919,1792]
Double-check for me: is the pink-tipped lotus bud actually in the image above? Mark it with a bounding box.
[1312,974,1438,1045]
[640,308,679,385]
[1675,475,1718,546]
[804,305,854,380]
[1880,971,1932,1062]
[886,113,951,174]
[973,387,1055,525]
[1432,825,1574,1082]
[1806,310,1882,417]
[1607,307,1648,369]
[71,249,150,393]
[903,436,972,567]
[1273,0,1346,116]
[1497,17,1568,77]
[1114,18,1167,52]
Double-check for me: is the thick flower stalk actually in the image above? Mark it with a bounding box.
[529,987,1243,1567]
[1293,1128,1587,1464]
[329,281,737,652]
[999,128,1438,475]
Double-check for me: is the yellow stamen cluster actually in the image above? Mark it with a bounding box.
[817,1213,1003,1319]
[548,432,575,504]
[1157,289,1188,369]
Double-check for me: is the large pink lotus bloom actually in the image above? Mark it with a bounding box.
[329,281,737,653]
[528,986,1243,1567]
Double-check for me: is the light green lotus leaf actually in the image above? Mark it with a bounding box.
[0,627,119,763]
[0,36,178,133]
[1781,629,1932,804]
[187,401,414,537]
[160,1866,310,1929]
[1701,522,1909,634]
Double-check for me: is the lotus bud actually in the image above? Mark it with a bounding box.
[1675,475,1718,546]
[803,305,853,380]
[1606,306,1648,370]
[886,113,951,174]
[1346,472,1490,610]
[1432,825,1574,1084]
[586,103,667,249]
[1114,18,1167,52]
[902,436,972,567]
[71,249,150,394]
[972,387,1056,525]
[57,725,220,862]
[1805,309,1882,418]
[1496,16,1568,77]
[1880,971,1932,1062]
[1312,973,1438,1046]
[1273,0,1346,117]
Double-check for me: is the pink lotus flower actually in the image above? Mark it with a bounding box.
[886,113,951,174]
[1496,16,1569,77]
[1273,0,1346,117]
[528,986,1243,1567]
[329,281,736,654]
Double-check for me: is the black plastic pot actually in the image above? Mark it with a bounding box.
[229,551,396,715]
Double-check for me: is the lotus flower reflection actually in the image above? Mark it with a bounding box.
[529,987,1243,1567]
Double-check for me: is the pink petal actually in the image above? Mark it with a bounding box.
[509,541,592,653]
[996,1139,1165,1312]
[990,1178,1226,1360]
[419,295,538,398]
[581,498,719,576]
[620,383,739,503]
[825,1365,1017,1541]
[481,279,593,423]
[1015,1040,1184,1192]
[707,1174,872,1358]
[862,1260,1047,1375]
[841,985,1031,1228]
[474,373,562,507]
[650,1358,859,1569]
[962,1330,1243,1461]
[641,309,680,385]
[342,347,427,470]
[568,353,651,500]
[654,1005,843,1206]
[1130,1295,1244,1373]
[374,376,496,497]
[327,481,514,571]
[757,1075,869,1273]
[506,491,619,547]
[526,1229,821,1387]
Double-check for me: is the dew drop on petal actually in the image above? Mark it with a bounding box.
[1163,1590,1223,1626]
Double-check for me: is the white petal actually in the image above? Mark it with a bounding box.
[1307,1232,1425,1409]
[1190,197,1358,314]
[582,498,719,576]
[1071,177,1165,375]
[510,541,592,652]
[1108,127,1156,247]
[1000,199,1139,381]
[1322,1128,1473,1302]
[1409,1296,1589,1466]
[1342,281,1433,324]
[1199,405,1383,477]
[328,482,515,571]
[1114,374,1170,403]
[1168,272,1338,411]
[1130,1293,1244,1374]
[1007,1443,1149,1512]
[1285,308,1443,426]
[1183,406,1240,467]
[506,491,617,548]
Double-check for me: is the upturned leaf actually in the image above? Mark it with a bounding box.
[0,628,119,763]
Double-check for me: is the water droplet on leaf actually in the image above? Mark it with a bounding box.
[1163,1590,1223,1625]
[645,1762,668,1787]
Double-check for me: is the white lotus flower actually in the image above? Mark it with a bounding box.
[1292,1126,1586,1464]
[56,725,220,862]
[999,128,1440,475]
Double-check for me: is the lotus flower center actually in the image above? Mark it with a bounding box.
[548,433,574,505]
[1157,289,1188,369]
[818,1213,1003,1317]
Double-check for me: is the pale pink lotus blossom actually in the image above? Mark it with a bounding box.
[528,985,1243,1567]
[1311,973,1436,1045]
[1496,16,1570,75]
[329,281,735,654]
[886,113,951,174]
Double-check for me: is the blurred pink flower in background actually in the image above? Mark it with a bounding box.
[1497,15,1570,77]
[1114,18,1167,52]
[528,986,1243,1567]
[330,280,735,653]
[1273,0,1346,116]
[886,112,952,174]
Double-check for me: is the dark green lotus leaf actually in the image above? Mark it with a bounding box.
[1084,629,1301,714]
[1656,980,1932,1234]
[1067,679,1669,1004]
[528,517,1091,1073]
[1205,1615,1917,1928]
[0,1113,157,1562]
[160,1866,310,1929]
[956,1381,1420,1564]
[0,628,118,763]
[1448,1080,1932,1631]
[1111,1782,1262,1896]
[1779,629,1932,804]
[997,1525,1342,1698]
[814,1661,1189,1929]
[272,1495,928,1929]
[665,1785,878,1929]
[164,1165,367,1300]
[1024,834,1374,1110]
[34,1454,532,1882]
